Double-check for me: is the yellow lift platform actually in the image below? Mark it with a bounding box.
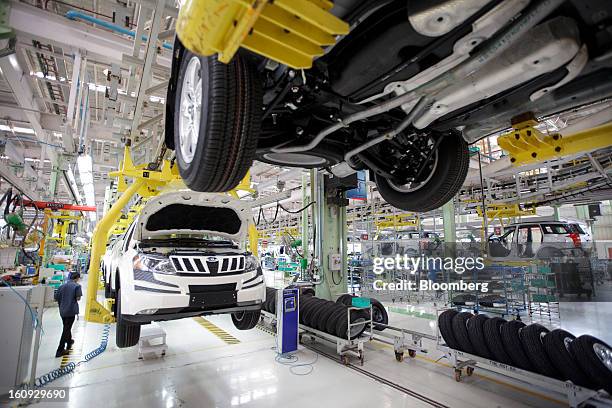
[176,0,349,69]
[498,115,612,166]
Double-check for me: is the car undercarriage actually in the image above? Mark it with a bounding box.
[166,0,612,212]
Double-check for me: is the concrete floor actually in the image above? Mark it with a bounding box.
[5,275,611,408]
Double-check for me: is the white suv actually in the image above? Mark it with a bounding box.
[489,220,586,259]
[109,190,265,348]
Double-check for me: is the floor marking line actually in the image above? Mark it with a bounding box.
[193,317,241,345]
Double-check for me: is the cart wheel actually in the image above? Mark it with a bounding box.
[408,349,417,358]
[342,355,350,365]
[395,351,404,362]
[454,369,462,382]
[466,366,474,376]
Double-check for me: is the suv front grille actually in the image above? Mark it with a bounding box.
[170,255,245,274]
[188,283,236,293]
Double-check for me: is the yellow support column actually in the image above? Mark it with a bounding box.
[85,179,144,323]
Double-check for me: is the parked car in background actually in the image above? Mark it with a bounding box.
[489,220,586,259]
[108,190,265,348]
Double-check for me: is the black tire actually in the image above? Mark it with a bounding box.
[326,304,348,336]
[519,324,559,378]
[309,301,333,331]
[483,317,513,365]
[336,308,369,339]
[315,301,338,331]
[543,329,591,387]
[374,135,469,212]
[500,320,533,371]
[467,314,492,359]
[370,298,388,331]
[570,335,612,393]
[231,309,261,330]
[303,298,326,328]
[451,312,475,354]
[173,50,262,192]
[115,289,141,348]
[300,297,320,326]
[438,310,460,349]
[301,288,315,297]
[336,294,354,306]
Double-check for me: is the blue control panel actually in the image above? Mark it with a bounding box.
[276,287,299,354]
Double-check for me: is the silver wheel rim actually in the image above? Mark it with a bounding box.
[178,56,202,164]
[388,150,439,193]
[594,343,612,372]
[350,318,366,337]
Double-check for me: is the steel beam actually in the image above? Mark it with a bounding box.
[9,2,171,67]
[0,53,57,163]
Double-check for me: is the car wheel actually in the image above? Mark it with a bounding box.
[467,314,493,359]
[483,317,513,365]
[438,310,460,349]
[519,324,559,378]
[336,309,368,340]
[569,335,612,393]
[173,49,262,192]
[115,289,141,348]
[500,320,533,371]
[374,135,469,212]
[543,329,591,387]
[231,309,261,330]
[370,298,388,331]
[451,312,475,354]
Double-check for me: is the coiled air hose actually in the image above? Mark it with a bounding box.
[34,324,110,387]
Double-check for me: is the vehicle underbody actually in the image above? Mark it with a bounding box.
[166,0,612,212]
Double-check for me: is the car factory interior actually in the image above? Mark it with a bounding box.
[1,0,612,407]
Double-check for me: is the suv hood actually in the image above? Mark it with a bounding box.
[135,190,251,242]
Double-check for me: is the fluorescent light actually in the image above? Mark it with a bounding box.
[0,124,36,135]
[66,164,83,204]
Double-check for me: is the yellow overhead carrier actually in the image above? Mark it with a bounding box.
[176,0,349,69]
[498,115,612,166]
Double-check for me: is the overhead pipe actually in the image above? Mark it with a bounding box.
[65,10,173,50]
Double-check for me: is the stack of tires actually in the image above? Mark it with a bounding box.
[262,288,388,340]
[438,310,612,393]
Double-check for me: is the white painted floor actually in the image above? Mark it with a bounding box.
[5,276,611,408]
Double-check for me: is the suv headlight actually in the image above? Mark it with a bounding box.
[244,255,260,273]
[133,253,176,275]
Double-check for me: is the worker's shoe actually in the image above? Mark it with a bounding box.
[68,339,75,350]
[55,350,69,358]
